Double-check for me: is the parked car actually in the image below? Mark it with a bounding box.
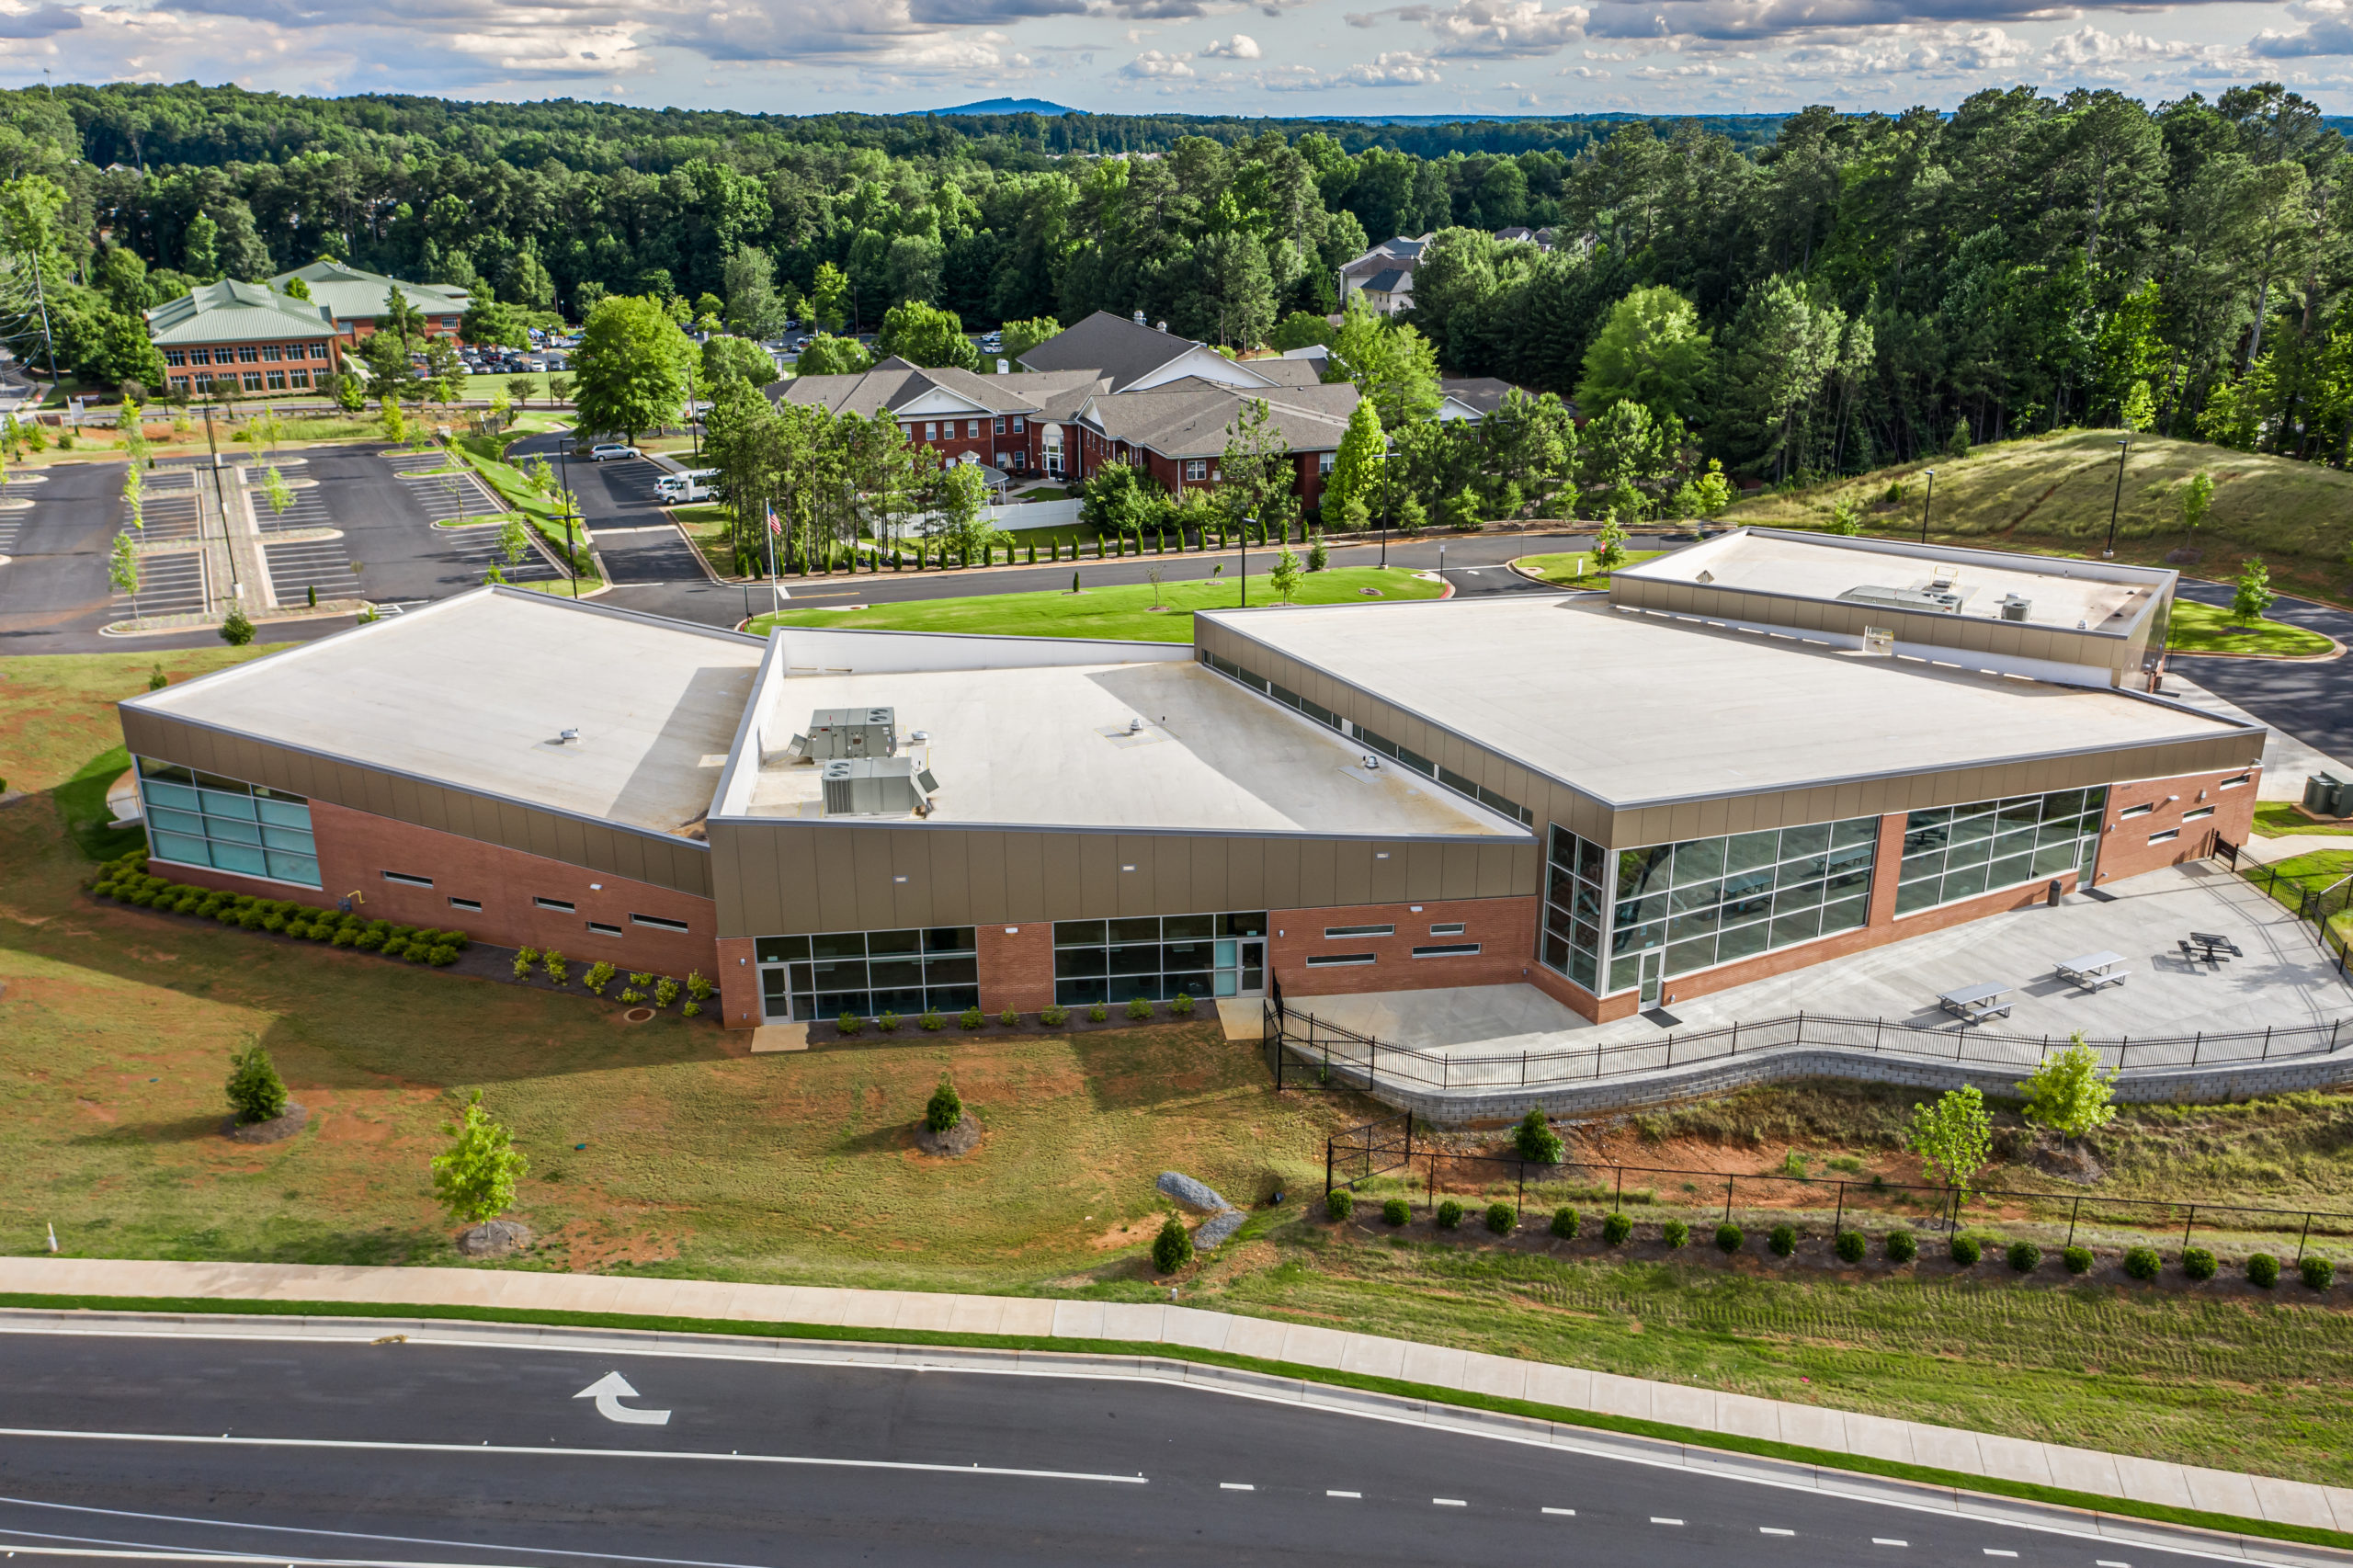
[586,442,639,462]
[655,467,721,503]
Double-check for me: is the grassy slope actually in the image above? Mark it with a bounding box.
[750,566,1442,642]
[1722,430,2353,609]
[8,651,2353,1481]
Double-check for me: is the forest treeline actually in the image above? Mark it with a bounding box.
[0,80,2347,476]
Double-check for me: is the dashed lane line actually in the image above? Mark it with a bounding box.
[1651,1517,1685,1526]
[1325,1491,1359,1500]
[1433,1498,1466,1507]
[1760,1528,1796,1536]
[1873,1540,1909,1548]
[1541,1507,1576,1517]
[1219,1483,1253,1492]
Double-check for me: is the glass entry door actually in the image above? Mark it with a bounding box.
[760,964,793,1021]
[1639,951,1663,1008]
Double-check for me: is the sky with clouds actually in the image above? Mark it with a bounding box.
[0,0,2344,122]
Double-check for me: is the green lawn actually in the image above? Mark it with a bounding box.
[2252,801,2353,838]
[749,565,1441,642]
[2166,599,2336,657]
[1515,549,1665,588]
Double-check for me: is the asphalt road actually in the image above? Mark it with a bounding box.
[0,1329,2219,1568]
[0,460,124,649]
[2169,579,2353,767]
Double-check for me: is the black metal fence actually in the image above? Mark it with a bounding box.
[1324,1113,2353,1259]
[2241,852,2353,977]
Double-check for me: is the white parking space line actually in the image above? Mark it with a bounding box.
[1982,1551,2018,1559]
[1651,1517,1684,1526]
[1872,1539,1908,1547]
[1759,1527,1795,1536]
[1324,1491,1359,1499]
[1540,1507,1576,1517]
[2097,1560,2131,1565]
[1219,1483,1253,1492]
[1432,1498,1465,1507]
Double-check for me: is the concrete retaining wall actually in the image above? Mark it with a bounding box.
[1325,1042,2353,1124]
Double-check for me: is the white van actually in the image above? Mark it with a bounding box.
[655,468,720,503]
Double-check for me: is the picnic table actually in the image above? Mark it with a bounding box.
[2055,949,2131,991]
[2182,931,2245,964]
[1938,982,2013,1025]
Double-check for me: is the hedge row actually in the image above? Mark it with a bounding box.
[91,853,471,966]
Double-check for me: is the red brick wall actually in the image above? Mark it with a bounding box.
[1267,896,1538,998]
[977,922,1056,1013]
[716,936,760,1028]
[2090,766,2260,884]
[149,798,720,983]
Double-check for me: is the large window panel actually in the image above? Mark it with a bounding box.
[1599,814,1882,990]
[1050,910,1264,1006]
[1896,789,2105,915]
[136,757,318,888]
[1538,826,1612,994]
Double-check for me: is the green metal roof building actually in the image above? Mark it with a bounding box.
[269,260,471,338]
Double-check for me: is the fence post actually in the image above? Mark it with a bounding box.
[2296,1211,2313,1265]
[2191,1031,2201,1067]
[2262,1025,2272,1062]
[1874,1017,1882,1052]
[2066,1194,2082,1247]
[1731,1020,1738,1056]
[1724,1174,1734,1222]
[1370,1037,1378,1091]
[1325,1142,1334,1199]
[1521,1050,1528,1088]
[2182,1204,2195,1251]
[1834,1180,1846,1238]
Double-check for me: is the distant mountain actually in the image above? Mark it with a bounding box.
[914,98,1083,117]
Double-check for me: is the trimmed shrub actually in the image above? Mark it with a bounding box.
[2063,1246,2094,1274]
[1326,1188,1354,1222]
[1835,1230,1867,1264]
[2007,1241,2042,1273]
[1041,1004,1069,1026]
[585,960,616,995]
[628,971,653,988]
[1550,1208,1579,1240]
[1715,1222,1744,1254]
[331,926,358,948]
[919,1010,945,1031]
[877,1012,902,1032]
[514,947,540,976]
[1886,1230,1917,1263]
[1382,1199,1411,1227]
[1663,1219,1689,1249]
[1170,993,1194,1017]
[1514,1108,1563,1165]
[2302,1255,2335,1290]
[1152,1215,1193,1274]
[959,1006,985,1030]
[1088,1004,1108,1022]
[427,945,459,967]
[926,1076,962,1132]
[224,1044,288,1125]
[1603,1211,1633,1245]
[1486,1201,1516,1235]
[238,907,268,930]
[2181,1247,2216,1282]
[998,1008,1019,1027]
[654,978,680,1008]
[1950,1234,1982,1267]
[836,1012,863,1035]
[2247,1253,2279,1288]
[1769,1223,1797,1257]
[2123,1245,2160,1280]
[1436,1199,1463,1230]
[1124,996,1152,1021]
[686,970,714,1002]
[681,1002,701,1017]
[543,949,567,983]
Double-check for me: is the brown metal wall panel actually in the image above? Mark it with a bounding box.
[1076,834,1119,916]
[1001,833,1046,923]
[1227,838,1266,910]
[847,829,894,929]
[810,829,858,929]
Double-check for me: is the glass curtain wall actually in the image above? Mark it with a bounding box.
[136,757,320,887]
[1052,913,1267,1006]
[1605,817,1880,994]
[756,928,978,1020]
[1540,827,1608,992]
[1895,789,2106,915]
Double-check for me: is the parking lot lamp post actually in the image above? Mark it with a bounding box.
[1240,513,1251,608]
[1379,438,1391,569]
[686,362,700,461]
[1918,469,1936,544]
[557,440,578,597]
[2104,438,2128,559]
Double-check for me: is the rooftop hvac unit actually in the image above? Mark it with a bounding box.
[1999,594,2032,622]
[820,756,938,817]
[1837,584,1963,615]
[806,706,897,760]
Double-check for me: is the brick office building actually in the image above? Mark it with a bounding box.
[118,534,2259,1035]
[774,311,1351,507]
[144,280,344,398]
[270,260,470,344]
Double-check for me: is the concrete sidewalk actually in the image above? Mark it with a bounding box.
[5,1256,2347,1539]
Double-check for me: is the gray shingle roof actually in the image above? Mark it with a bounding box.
[1080,382,1358,459]
[1015,310,1200,391]
[1360,268,1411,295]
[775,365,1105,422]
[143,279,340,347]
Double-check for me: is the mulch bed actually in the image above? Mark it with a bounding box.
[222,1104,308,1143]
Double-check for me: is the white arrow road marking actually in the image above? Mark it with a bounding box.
[575,1370,671,1426]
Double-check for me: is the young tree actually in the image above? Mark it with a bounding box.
[119,398,150,468]
[1323,397,1385,525]
[1513,1107,1563,1165]
[498,515,531,572]
[2017,1037,2120,1142]
[1268,543,1304,603]
[2232,555,2275,624]
[876,300,980,370]
[1593,515,1629,570]
[934,461,995,560]
[220,606,255,645]
[926,1074,963,1133]
[1904,1085,1994,1194]
[2119,381,2155,432]
[1217,396,1292,539]
[108,529,140,616]
[225,1043,289,1125]
[262,465,294,516]
[430,1089,529,1225]
[571,294,693,444]
[1576,285,1712,426]
[2181,470,2214,534]
[506,373,540,410]
[795,335,874,377]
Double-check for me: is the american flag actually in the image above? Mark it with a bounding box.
[766,502,781,536]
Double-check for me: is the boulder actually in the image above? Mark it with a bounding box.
[1193,1210,1248,1252]
[456,1219,533,1257]
[1157,1171,1231,1213]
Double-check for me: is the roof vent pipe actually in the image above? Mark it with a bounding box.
[1132,310,1146,325]
[1156,320,1168,332]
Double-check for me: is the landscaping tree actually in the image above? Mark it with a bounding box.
[996,316,1062,366]
[926,1074,963,1133]
[460,295,530,350]
[572,293,694,444]
[2017,1036,2120,1141]
[2181,470,2213,535]
[1323,397,1385,525]
[108,530,140,617]
[506,374,540,411]
[1904,1085,1994,1194]
[704,334,779,389]
[1593,515,1629,571]
[2231,555,2274,625]
[224,1043,288,1125]
[430,1089,528,1225]
[1152,1214,1193,1273]
[876,300,981,371]
[794,334,874,377]
[1575,284,1712,426]
[1513,1107,1563,1165]
[219,606,254,645]
[1268,543,1303,604]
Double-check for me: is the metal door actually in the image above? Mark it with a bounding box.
[1639,951,1663,1008]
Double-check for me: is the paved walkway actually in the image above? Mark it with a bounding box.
[5,1256,2347,1538]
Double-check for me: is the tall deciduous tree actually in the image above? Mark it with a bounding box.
[571,293,693,444]
[876,300,979,370]
[1576,285,1712,426]
[1332,300,1440,428]
[1323,396,1384,524]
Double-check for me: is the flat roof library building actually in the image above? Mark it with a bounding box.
[118,531,2262,1028]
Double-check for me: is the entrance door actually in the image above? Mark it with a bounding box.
[759,964,793,1022]
[1639,951,1664,1008]
[1211,938,1267,997]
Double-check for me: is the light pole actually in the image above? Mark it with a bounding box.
[1240,513,1251,608]
[1379,438,1391,569]
[2103,437,2128,559]
[1918,468,1936,545]
[557,439,579,597]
